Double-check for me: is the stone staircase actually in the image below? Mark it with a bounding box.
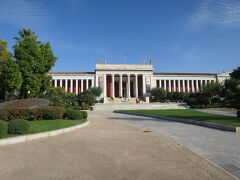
[106,98,146,104]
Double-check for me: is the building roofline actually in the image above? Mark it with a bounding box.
[48,72,95,75]
[153,72,217,76]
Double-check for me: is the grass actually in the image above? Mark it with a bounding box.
[115,109,240,127]
[0,119,86,139]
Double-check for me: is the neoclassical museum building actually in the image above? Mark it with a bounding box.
[49,60,230,103]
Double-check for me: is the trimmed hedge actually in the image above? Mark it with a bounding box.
[64,109,84,120]
[0,120,8,135]
[0,107,65,121]
[36,106,65,120]
[8,119,30,134]
[0,109,8,121]
[82,111,88,119]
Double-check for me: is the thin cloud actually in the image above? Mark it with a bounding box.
[0,0,52,29]
[187,0,240,30]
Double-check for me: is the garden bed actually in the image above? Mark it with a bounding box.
[0,119,86,139]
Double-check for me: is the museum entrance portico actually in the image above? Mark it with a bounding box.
[105,74,144,98]
[95,63,154,103]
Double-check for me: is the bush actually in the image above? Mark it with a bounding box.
[81,111,88,119]
[64,109,84,120]
[78,90,96,106]
[38,106,65,120]
[0,108,9,121]
[89,87,102,97]
[0,120,8,135]
[150,88,167,102]
[8,119,30,134]
[7,109,31,120]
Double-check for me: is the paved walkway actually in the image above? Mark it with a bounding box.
[112,110,240,179]
[0,108,232,180]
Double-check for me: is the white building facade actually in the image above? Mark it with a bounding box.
[49,62,230,103]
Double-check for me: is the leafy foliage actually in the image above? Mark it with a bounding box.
[42,87,75,107]
[14,28,56,98]
[77,90,96,106]
[0,59,22,100]
[223,67,240,116]
[150,87,167,102]
[64,109,84,120]
[0,120,8,135]
[8,119,30,134]
[89,87,102,97]
[0,39,11,62]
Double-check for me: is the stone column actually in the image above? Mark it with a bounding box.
[183,80,185,92]
[81,79,83,93]
[168,80,171,92]
[187,80,189,92]
[60,79,62,88]
[191,80,195,93]
[70,79,73,93]
[200,80,203,92]
[196,80,199,92]
[54,79,57,87]
[164,80,166,91]
[127,74,131,98]
[119,74,123,97]
[143,75,146,95]
[95,74,98,87]
[65,79,68,92]
[159,79,162,88]
[112,74,115,98]
[86,79,89,90]
[178,80,180,92]
[76,79,78,95]
[173,80,176,92]
[103,74,107,97]
[135,74,138,97]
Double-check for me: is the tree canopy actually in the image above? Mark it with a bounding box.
[0,59,22,100]
[0,39,11,62]
[14,29,57,98]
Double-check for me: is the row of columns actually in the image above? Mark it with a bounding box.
[103,74,145,98]
[53,79,93,94]
[156,79,215,93]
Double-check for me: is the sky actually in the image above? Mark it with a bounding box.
[0,0,239,73]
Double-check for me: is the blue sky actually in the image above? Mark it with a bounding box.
[0,0,239,73]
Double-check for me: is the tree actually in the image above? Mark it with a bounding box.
[0,59,22,100]
[0,39,11,62]
[77,90,96,106]
[89,87,102,97]
[14,29,57,98]
[150,87,167,102]
[224,67,240,117]
[203,82,223,97]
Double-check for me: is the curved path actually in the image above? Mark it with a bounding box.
[0,108,233,180]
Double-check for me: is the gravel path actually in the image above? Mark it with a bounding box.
[0,109,233,180]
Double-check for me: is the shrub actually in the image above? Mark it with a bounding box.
[39,106,65,120]
[64,109,84,120]
[0,120,8,135]
[81,111,88,119]
[0,108,9,121]
[89,87,102,97]
[8,119,30,134]
[150,88,167,102]
[78,90,96,106]
[6,109,31,120]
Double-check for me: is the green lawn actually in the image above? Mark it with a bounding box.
[115,109,240,127]
[28,119,86,134]
[0,119,86,139]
